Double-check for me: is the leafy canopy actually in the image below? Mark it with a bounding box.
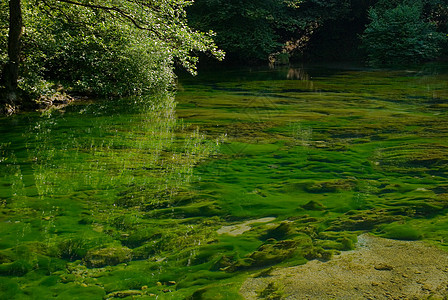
[187,0,305,62]
[1,0,224,98]
[361,0,447,66]
[187,0,358,62]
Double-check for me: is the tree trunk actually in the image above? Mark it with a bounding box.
[2,0,23,108]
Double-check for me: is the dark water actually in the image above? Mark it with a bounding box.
[1,64,448,298]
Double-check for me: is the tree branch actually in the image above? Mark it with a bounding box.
[40,0,77,25]
[54,0,155,32]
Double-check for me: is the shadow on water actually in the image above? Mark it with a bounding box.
[1,63,448,298]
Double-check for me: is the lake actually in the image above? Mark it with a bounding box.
[1,64,448,298]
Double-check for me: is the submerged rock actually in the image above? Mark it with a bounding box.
[328,209,402,231]
[105,290,143,298]
[0,260,32,276]
[211,255,235,271]
[300,200,326,211]
[217,217,276,236]
[258,282,283,300]
[0,251,13,264]
[305,179,356,193]
[84,246,132,268]
[233,240,300,270]
[264,222,294,240]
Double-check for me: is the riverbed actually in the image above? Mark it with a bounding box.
[1,64,448,298]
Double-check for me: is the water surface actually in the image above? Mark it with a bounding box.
[1,64,448,298]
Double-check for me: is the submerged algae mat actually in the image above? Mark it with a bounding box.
[1,64,448,299]
[241,234,448,299]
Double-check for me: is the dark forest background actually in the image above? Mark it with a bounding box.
[187,0,447,65]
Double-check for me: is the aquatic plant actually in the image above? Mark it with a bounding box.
[1,65,448,298]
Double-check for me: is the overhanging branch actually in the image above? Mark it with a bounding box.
[54,0,159,34]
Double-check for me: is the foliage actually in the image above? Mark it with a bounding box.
[0,1,7,70]
[0,1,10,103]
[1,0,224,99]
[187,0,305,62]
[187,0,447,64]
[187,0,367,63]
[361,0,447,66]
[2,0,447,102]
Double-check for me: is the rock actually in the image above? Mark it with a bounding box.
[374,263,393,271]
[254,267,275,278]
[217,217,276,236]
[0,260,32,276]
[105,290,143,298]
[264,222,294,239]
[0,251,12,264]
[211,255,235,272]
[328,209,402,231]
[305,179,356,193]
[233,240,299,270]
[301,200,326,211]
[84,246,132,268]
[258,282,283,300]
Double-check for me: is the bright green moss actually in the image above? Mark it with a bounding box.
[1,65,448,297]
[379,223,423,241]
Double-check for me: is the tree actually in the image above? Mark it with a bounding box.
[187,0,370,63]
[1,0,22,112]
[0,0,223,113]
[187,0,305,62]
[361,0,447,66]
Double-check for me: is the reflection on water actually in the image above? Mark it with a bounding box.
[0,93,222,298]
[286,67,314,90]
[2,93,219,203]
[1,64,448,298]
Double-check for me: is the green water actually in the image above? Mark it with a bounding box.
[1,64,448,299]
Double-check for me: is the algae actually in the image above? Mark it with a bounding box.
[1,64,448,298]
[217,217,276,236]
